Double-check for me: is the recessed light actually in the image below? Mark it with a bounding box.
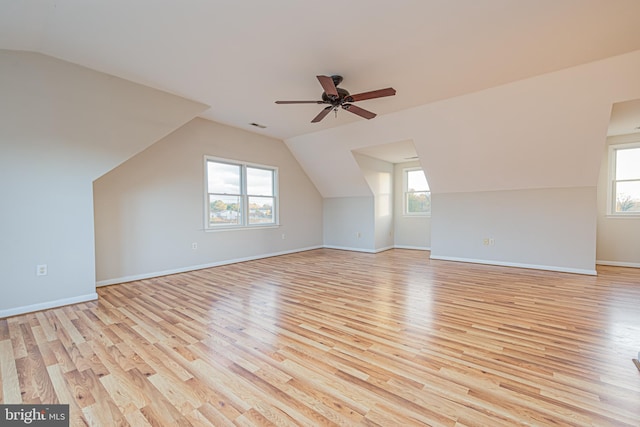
[250,122,267,129]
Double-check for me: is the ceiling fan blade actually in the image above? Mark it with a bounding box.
[317,75,339,97]
[311,106,333,123]
[275,100,324,104]
[342,104,376,120]
[346,87,396,102]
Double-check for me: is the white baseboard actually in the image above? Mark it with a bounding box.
[322,245,411,253]
[96,246,324,287]
[97,245,608,289]
[429,255,598,276]
[394,245,431,251]
[0,293,99,319]
[596,260,640,268]
[322,245,377,253]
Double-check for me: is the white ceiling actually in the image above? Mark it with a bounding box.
[353,140,419,164]
[2,0,640,142]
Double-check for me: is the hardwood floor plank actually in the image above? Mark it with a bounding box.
[62,369,96,408]
[190,402,236,427]
[1,249,639,425]
[18,322,58,405]
[8,318,28,359]
[52,308,85,345]
[147,373,203,415]
[0,318,9,341]
[0,339,22,404]
[47,364,87,427]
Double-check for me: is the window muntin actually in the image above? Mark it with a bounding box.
[206,157,278,228]
[610,143,640,215]
[404,168,431,215]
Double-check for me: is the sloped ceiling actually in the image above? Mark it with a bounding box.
[286,50,640,197]
[1,50,209,180]
[1,1,640,140]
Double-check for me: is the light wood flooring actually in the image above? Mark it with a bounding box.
[1,249,639,426]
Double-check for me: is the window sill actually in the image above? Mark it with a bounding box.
[605,215,640,219]
[205,224,280,232]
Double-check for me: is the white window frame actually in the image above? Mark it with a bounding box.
[204,156,279,230]
[403,167,431,217]
[607,141,640,217]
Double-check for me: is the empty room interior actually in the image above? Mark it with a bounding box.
[1,1,640,425]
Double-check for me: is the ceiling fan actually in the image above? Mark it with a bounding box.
[275,75,396,123]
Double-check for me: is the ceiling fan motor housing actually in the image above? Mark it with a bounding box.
[322,87,351,104]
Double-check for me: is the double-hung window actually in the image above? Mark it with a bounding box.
[403,167,430,216]
[608,142,640,215]
[205,157,278,229]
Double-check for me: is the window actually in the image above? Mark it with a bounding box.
[205,157,278,229]
[404,168,430,215]
[609,142,640,215]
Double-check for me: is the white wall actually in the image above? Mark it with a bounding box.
[596,133,640,267]
[0,51,206,317]
[94,118,323,284]
[353,153,394,250]
[394,161,431,250]
[431,187,597,274]
[323,197,375,252]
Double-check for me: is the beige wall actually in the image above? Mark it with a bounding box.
[94,118,323,285]
[596,133,640,267]
[0,51,205,317]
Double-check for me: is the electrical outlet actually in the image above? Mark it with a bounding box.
[356,232,362,238]
[281,233,286,240]
[483,238,490,246]
[489,238,495,246]
[36,264,47,276]
[191,243,197,250]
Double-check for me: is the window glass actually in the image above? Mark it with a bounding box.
[247,167,274,196]
[615,181,640,213]
[404,168,431,215]
[249,196,275,224]
[407,169,429,192]
[610,143,640,214]
[206,158,278,228]
[615,147,640,180]
[207,162,241,194]
[209,195,242,226]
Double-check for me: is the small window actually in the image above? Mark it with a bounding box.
[609,142,640,215]
[205,157,278,229]
[404,168,430,216]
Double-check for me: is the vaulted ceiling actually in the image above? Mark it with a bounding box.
[2,0,640,141]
